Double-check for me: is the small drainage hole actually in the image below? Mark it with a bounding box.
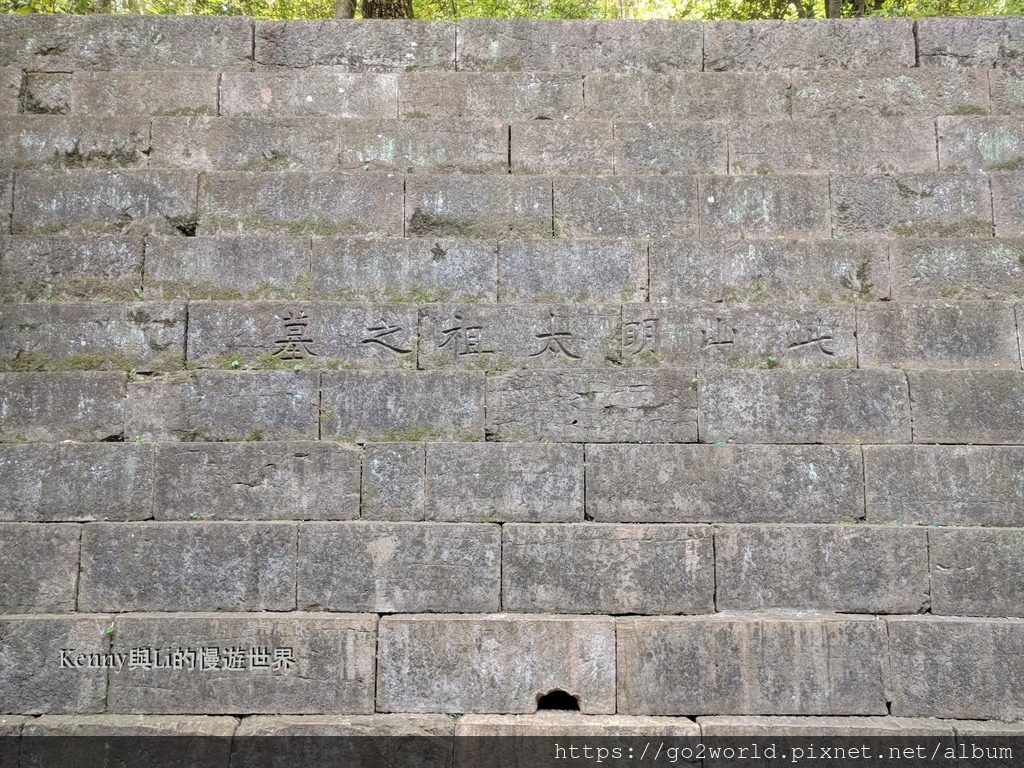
[536,690,580,711]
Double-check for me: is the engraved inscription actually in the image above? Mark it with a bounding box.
[439,313,495,357]
[786,320,835,356]
[701,317,737,349]
[623,318,659,355]
[362,318,413,354]
[272,309,317,360]
[530,311,581,360]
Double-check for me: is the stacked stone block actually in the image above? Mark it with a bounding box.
[1,12,1024,749]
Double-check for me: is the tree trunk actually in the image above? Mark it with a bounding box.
[334,0,355,17]
[361,0,414,17]
[826,0,842,16]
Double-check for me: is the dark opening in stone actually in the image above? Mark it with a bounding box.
[536,690,580,711]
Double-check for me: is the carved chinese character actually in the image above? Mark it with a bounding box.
[272,647,296,670]
[530,311,582,360]
[272,309,317,360]
[786,320,835,356]
[439,313,494,357]
[362,318,412,354]
[701,317,737,348]
[624,318,659,354]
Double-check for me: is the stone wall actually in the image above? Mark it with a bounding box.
[2,11,1024,752]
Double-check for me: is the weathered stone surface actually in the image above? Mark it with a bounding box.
[297,522,500,612]
[311,237,497,303]
[705,18,914,71]
[585,73,790,120]
[144,236,310,301]
[377,615,616,714]
[0,15,253,71]
[13,170,198,236]
[930,528,1024,617]
[497,240,646,303]
[616,121,728,175]
[792,69,992,118]
[198,172,403,237]
[618,615,887,716]
[20,72,70,114]
[0,371,125,442]
[321,371,485,442]
[908,371,1024,444]
[338,119,508,174]
[0,236,144,302]
[0,615,110,714]
[361,443,425,521]
[887,616,1024,718]
[0,116,149,170]
[0,301,186,372]
[917,17,1024,68]
[698,715,953,736]
[991,69,1024,115]
[510,122,614,176]
[400,73,583,120]
[79,522,297,612]
[992,172,1024,237]
[72,71,219,117]
[587,444,863,523]
[456,19,702,72]
[503,523,713,615]
[188,301,417,370]
[107,613,377,715]
[0,68,20,114]
[406,175,551,239]
[0,716,23,768]
[0,172,9,233]
[256,20,455,71]
[700,370,911,444]
[0,523,80,613]
[888,238,1024,300]
[858,301,1020,369]
[939,117,1024,172]
[455,713,699,737]
[424,443,583,522]
[0,444,153,522]
[620,303,857,370]
[830,173,993,238]
[486,369,698,443]
[125,370,319,442]
[221,72,398,118]
[235,714,454,736]
[21,714,236,735]
[155,442,360,521]
[700,176,831,238]
[419,304,619,371]
[554,176,697,239]
[864,445,1024,526]
[715,524,929,613]
[730,118,937,174]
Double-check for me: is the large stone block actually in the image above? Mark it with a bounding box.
[220,72,398,117]
[321,371,485,442]
[0,301,186,372]
[620,303,857,370]
[486,369,698,443]
[456,19,702,72]
[586,444,863,523]
[399,73,583,119]
[699,175,832,239]
[618,615,887,716]
[0,15,253,71]
[13,170,198,236]
[497,240,646,303]
[20,72,69,114]
[908,371,1024,444]
[188,301,417,370]
[406,175,552,239]
[361,443,425,521]
[503,523,714,615]
[107,613,377,714]
[144,236,311,301]
[155,442,359,521]
[938,117,1024,172]
[930,527,1024,617]
[255,20,455,70]
[71,71,219,117]
[715,524,929,613]
[887,616,1024,718]
[510,121,615,175]
[615,121,728,175]
[0,116,149,170]
[337,119,507,174]
[991,69,1024,115]
[857,301,1020,369]
[792,69,992,118]
[0,523,80,613]
[888,238,1024,300]
[0,236,144,302]
[79,522,297,612]
[0,444,153,522]
[553,176,697,239]
[704,18,914,71]
[830,173,993,238]
[864,445,1024,526]
[377,615,616,714]
[0,371,125,443]
[311,237,497,303]
[917,17,1024,68]
[0,68,20,114]
[698,715,953,736]
[0,615,110,714]
[125,370,319,442]
[424,443,583,523]
[699,370,911,444]
[992,172,1024,237]
[298,522,500,612]
[198,172,403,237]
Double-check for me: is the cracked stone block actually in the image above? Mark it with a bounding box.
[0,523,80,613]
[221,72,398,118]
[930,527,1024,617]
[0,371,125,443]
[917,16,1024,68]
